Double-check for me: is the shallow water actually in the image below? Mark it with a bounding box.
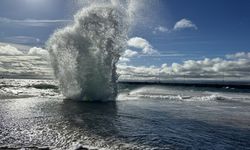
[0,79,250,149]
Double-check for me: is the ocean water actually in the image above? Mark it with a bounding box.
[0,79,250,149]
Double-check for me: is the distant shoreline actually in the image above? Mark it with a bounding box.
[118,80,250,89]
[1,77,250,89]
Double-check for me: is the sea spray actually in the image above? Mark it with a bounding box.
[47,1,135,100]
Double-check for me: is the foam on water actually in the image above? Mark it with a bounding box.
[117,86,250,102]
[47,0,138,101]
[0,79,60,99]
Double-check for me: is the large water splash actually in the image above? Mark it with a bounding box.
[47,0,137,101]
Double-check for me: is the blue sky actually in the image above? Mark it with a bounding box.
[0,0,250,67]
[130,0,250,66]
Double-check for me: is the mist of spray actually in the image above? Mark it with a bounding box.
[47,0,138,101]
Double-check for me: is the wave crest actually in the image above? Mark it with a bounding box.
[47,2,132,100]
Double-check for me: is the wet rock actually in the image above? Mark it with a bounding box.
[75,146,89,150]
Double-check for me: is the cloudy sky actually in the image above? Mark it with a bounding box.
[0,0,250,79]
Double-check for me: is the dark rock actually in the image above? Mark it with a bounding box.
[75,146,89,150]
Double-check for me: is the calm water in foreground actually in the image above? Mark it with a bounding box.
[0,79,250,149]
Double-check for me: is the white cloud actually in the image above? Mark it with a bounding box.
[28,47,50,59]
[174,18,198,30]
[0,17,71,27]
[226,52,250,59]
[119,49,138,63]
[0,45,23,55]
[153,26,168,34]
[127,37,150,49]
[119,57,130,62]
[0,56,53,78]
[117,52,250,80]
[123,49,138,57]
[127,37,158,55]
[0,42,32,52]
[117,64,159,77]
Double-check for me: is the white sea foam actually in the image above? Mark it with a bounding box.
[117,86,248,102]
[124,93,227,101]
[47,1,138,100]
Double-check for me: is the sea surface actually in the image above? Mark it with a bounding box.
[0,79,250,149]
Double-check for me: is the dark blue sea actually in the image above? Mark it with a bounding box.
[0,79,250,149]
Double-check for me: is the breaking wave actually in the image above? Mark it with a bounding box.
[118,93,229,101]
[134,94,228,101]
[117,86,235,102]
[47,1,137,100]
